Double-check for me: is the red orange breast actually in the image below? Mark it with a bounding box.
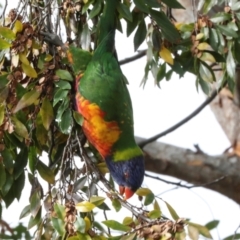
[76,95,121,158]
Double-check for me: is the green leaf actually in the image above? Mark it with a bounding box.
[199,0,217,14]
[88,0,101,19]
[133,0,149,13]
[144,0,161,8]
[82,0,94,13]
[228,22,238,32]
[55,80,71,90]
[0,86,9,103]
[198,76,210,95]
[0,26,15,40]
[188,225,199,240]
[73,111,83,125]
[161,0,184,9]
[36,160,55,184]
[188,222,212,239]
[122,217,133,226]
[73,176,87,192]
[117,2,132,21]
[56,69,73,81]
[0,162,6,190]
[152,29,161,52]
[56,99,69,123]
[0,38,11,49]
[28,206,41,229]
[156,63,166,85]
[30,191,41,218]
[234,40,240,63]
[205,220,219,230]
[13,20,23,34]
[126,11,141,37]
[148,209,161,219]
[22,63,38,78]
[223,234,240,240]
[133,19,146,51]
[210,13,231,23]
[112,198,122,212]
[144,192,154,206]
[209,28,219,51]
[28,146,37,174]
[68,233,92,240]
[40,98,54,130]
[97,202,110,211]
[102,220,131,232]
[13,147,28,179]
[164,200,179,220]
[59,108,73,134]
[19,205,31,219]
[53,89,68,106]
[1,172,13,196]
[136,187,152,196]
[52,217,66,236]
[11,117,29,139]
[153,200,161,212]
[216,25,238,38]
[199,52,216,63]
[197,42,212,51]
[232,1,240,11]
[54,203,66,220]
[199,61,215,83]
[2,171,25,206]
[150,10,180,42]
[76,201,96,212]
[90,196,105,206]
[14,90,40,113]
[0,101,5,117]
[74,216,86,233]
[226,48,236,79]
[19,53,30,65]
[15,171,26,201]
[216,29,225,48]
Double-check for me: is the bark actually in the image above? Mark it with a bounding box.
[136,137,240,204]
[209,68,240,154]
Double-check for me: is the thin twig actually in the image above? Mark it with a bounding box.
[232,223,240,240]
[139,85,225,148]
[145,173,226,189]
[119,50,146,65]
[1,0,8,26]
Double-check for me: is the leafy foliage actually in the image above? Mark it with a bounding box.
[0,0,237,239]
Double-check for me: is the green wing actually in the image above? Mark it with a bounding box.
[79,52,136,151]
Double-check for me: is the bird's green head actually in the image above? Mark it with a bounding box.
[105,155,145,199]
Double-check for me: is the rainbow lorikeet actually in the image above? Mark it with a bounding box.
[75,0,144,199]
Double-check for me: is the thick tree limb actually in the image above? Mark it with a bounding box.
[136,137,240,204]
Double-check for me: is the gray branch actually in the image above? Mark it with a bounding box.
[136,137,240,204]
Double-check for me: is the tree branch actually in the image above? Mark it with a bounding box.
[139,85,225,148]
[136,136,240,204]
[145,172,226,189]
[119,50,146,65]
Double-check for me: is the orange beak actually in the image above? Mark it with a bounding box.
[119,186,135,200]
